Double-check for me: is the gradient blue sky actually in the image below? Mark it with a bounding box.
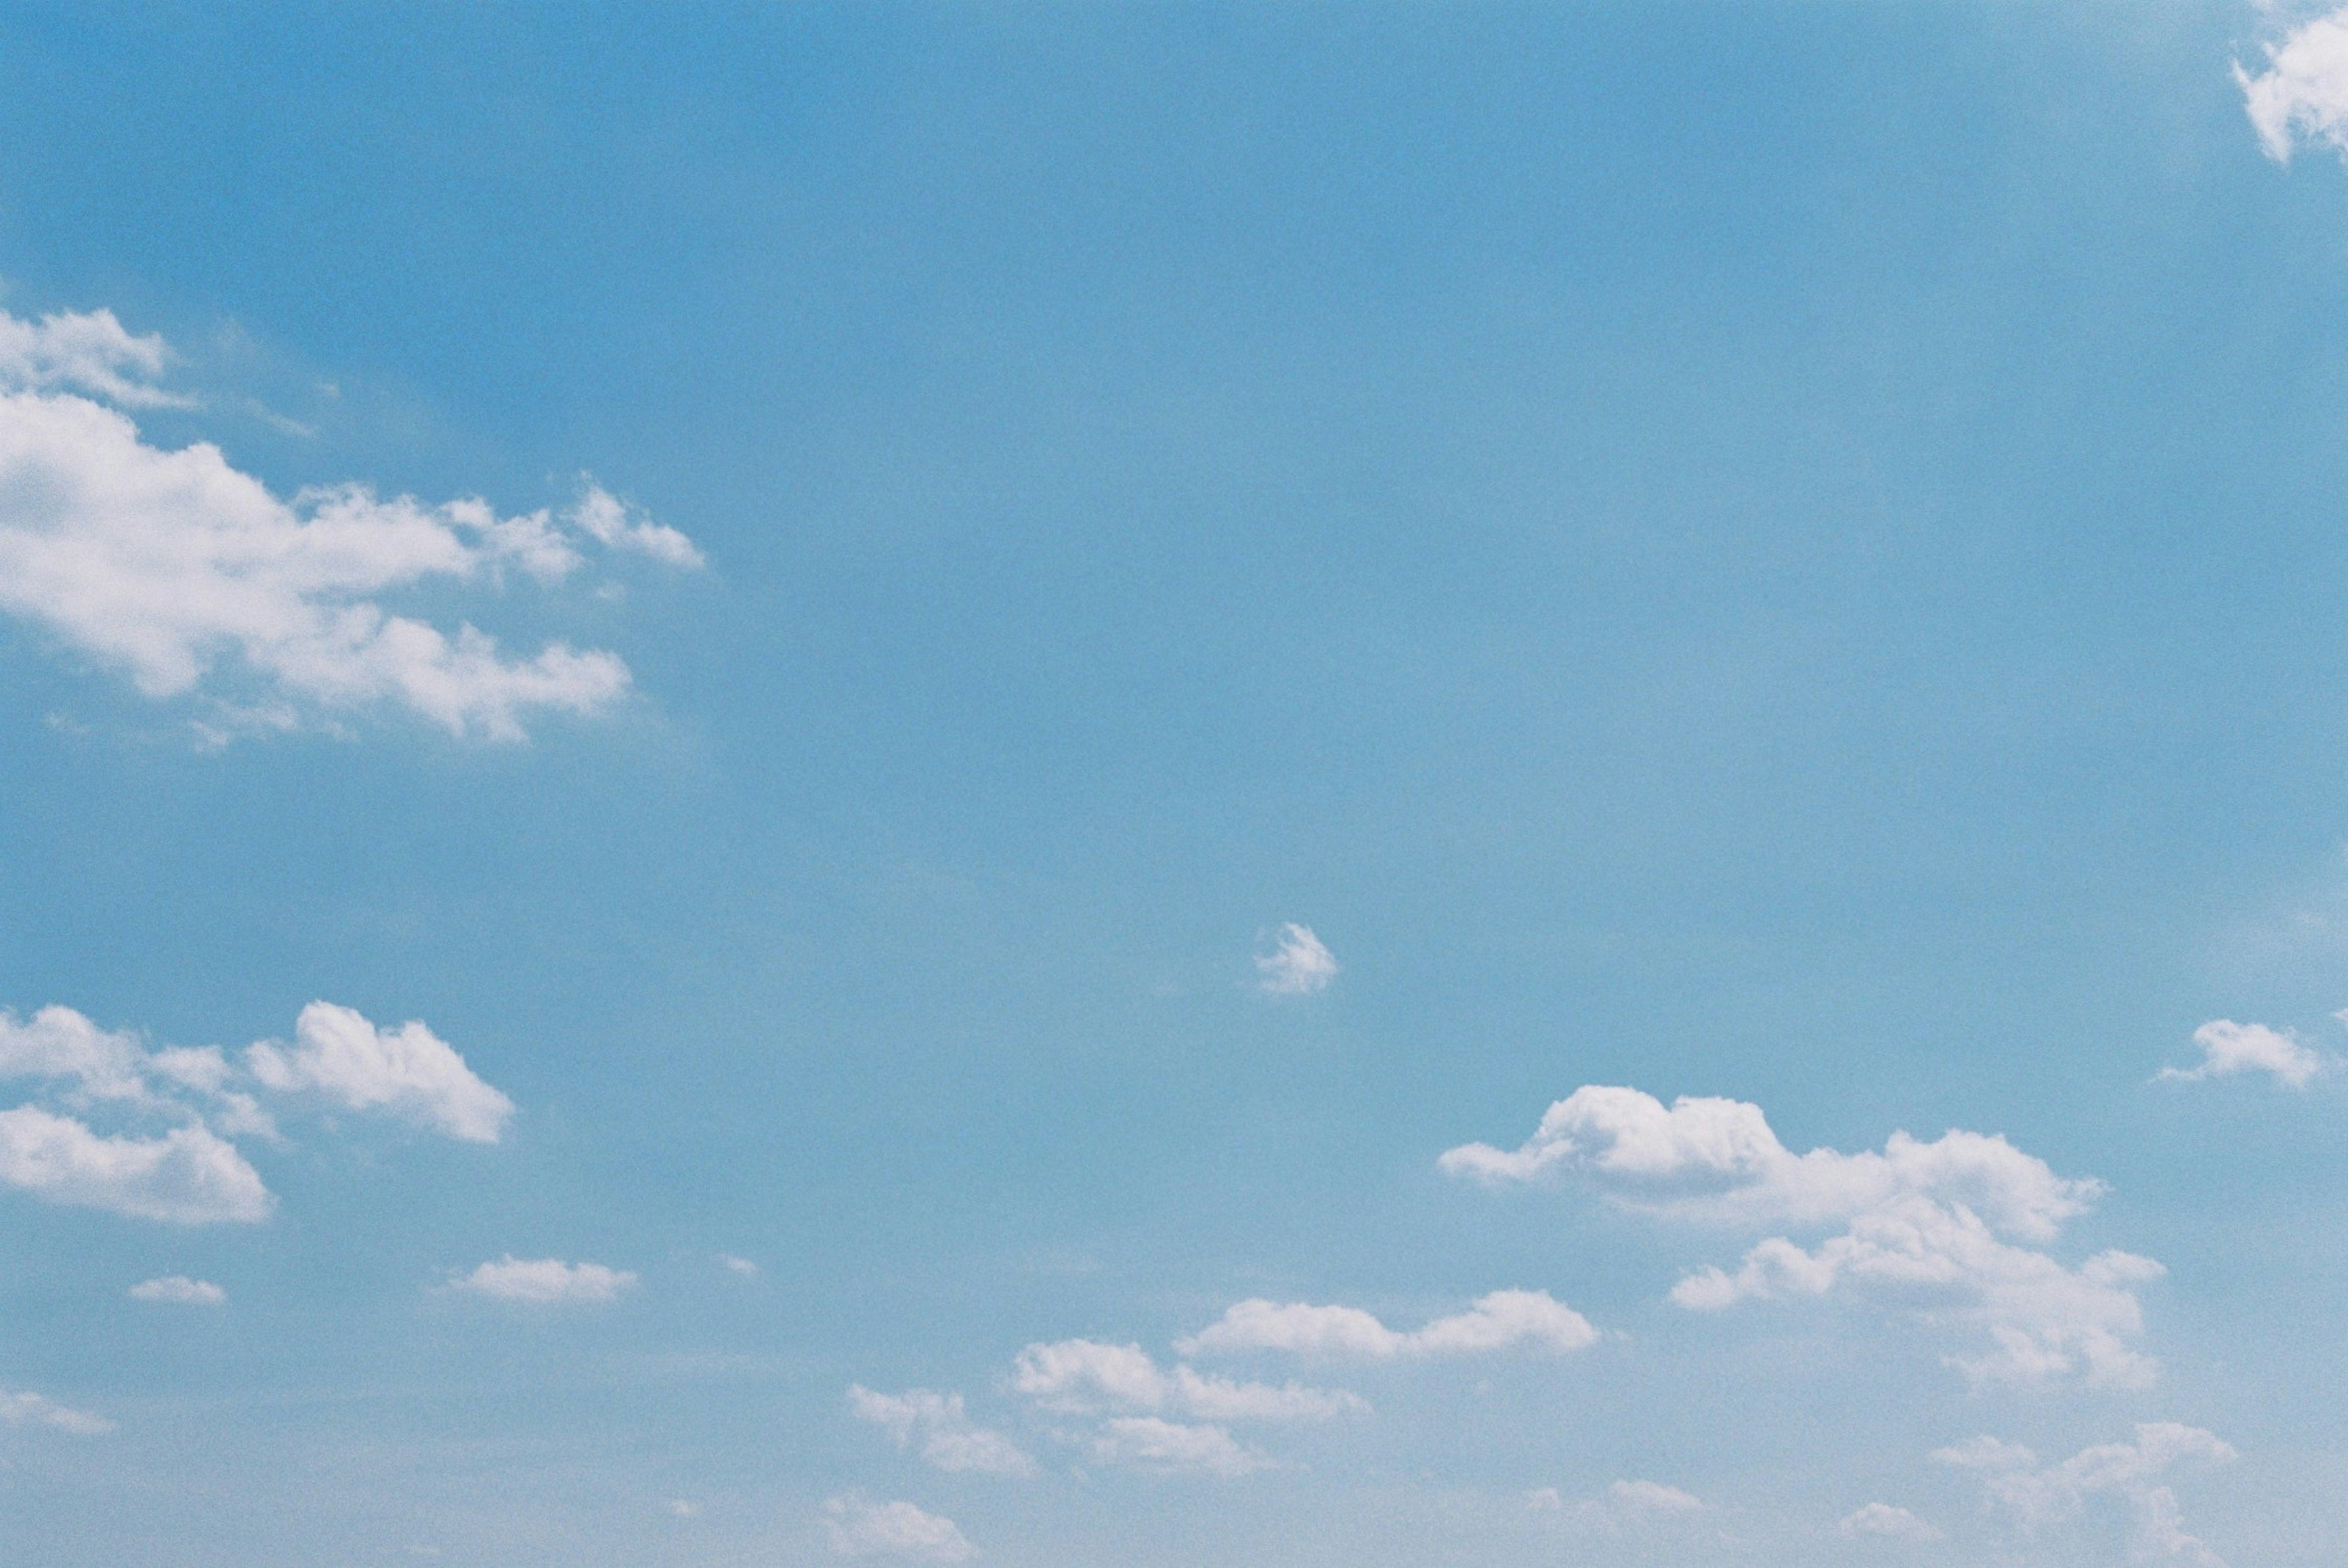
[0,4,2341,1565]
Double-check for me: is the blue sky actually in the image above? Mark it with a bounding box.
[0,4,2341,1564]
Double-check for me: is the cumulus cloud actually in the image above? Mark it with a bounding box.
[246,1002,512,1143]
[0,303,699,740]
[0,1386,114,1435]
[848,1386,1038,1477]
[0,1106,270,1223]
[1089,1416,1268,1476]
[2239,9,2348,161]
[1011,1339,1363,1422]
[1178,1288,1597,1361]
[1838,1502,1941,1541]
[451,1256,637,1305]
[1935,1423,2233,1564]
[129,1275,225,1305]
[2158,1019,2324,1090]
[1442,1085,2158,1388]
[1256,924,1338,995]
[821,1494,975,1562]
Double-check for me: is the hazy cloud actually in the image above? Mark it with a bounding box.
[1936,1423,2233,1564]
[1089,1416,1268,1476]
[821,1494,975,1562]
[848,1386,1038,1477]
[0,1386,113,1435]
[1838,1502,1942,1541]
[129,1275,226,1305]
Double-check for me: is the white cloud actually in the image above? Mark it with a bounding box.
[1089,1416,1268,1477]
[0,1004,154,1102]
[1256,924,1338,995]
[1442,1085,2158,1388]
[0,1386,114,1435]
[2158,1019,2324,1090]
[2239,9,2348,161]
[1010,1339,1362,1423]
[821,1494,975,1563]
[1609,1479,1702,1513]
[1837,1502,1941,1542]
[128,1275,225,1305]
[719,1254,758,1277]
[1176,1289,1597,1361]
[0,1105,270,1224]
[246,1002,512,1143]
[848,1386,1038,1477]
[451,1256,636,1305]
[0,305,700,740]
[1935,1423,2234,1564]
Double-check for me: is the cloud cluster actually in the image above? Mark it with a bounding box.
[2239,8,2348,161]
[821,1493,974,1563]
[1442,1086,2160,1387]
[1257,924,1338,995]
[451,1256,636,1305]
[1009,1336,1365,1475]
[0,999,511,1224]
[1176,1289,1597,1360]
[0,304,699,740]
[1936,1423,2234,1566]
[2158,1019,2324,1090]
[849,1386,1038,1476]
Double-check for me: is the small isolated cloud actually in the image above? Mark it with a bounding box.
[128,1275,224,1305]
[0,303,700,741]
[1090,1416,1268,1476]
[1178,1289,1597,1361]
[1935,1423,2233,1565]
[1609,1479,1702,1513]
[0,1386,113,1435]
[451,1256,637,1305]
[1442,1085,2157,1388]
[2239,9,2348,161]
[1838,1502,1941,1542]
[667,1499,701,1518]
[246,1002,512,1143]
[848,1386,1038,1477]
[821,1493,975,1562]
[2158,1019,2324,1090]
[719,1254,758,1277]
[1010,1339,1364,1423]
[1256,924,1338,995]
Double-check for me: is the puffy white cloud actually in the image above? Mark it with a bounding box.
[451,1256,637,1305]
[821,1494,975,1562]
[1089,1416,1267,1477]
[1609,1479,1701,1513]
[1256,924,1338,995]
[246,1002,512,1143]
[128,1275,225,1305]
[1010,1339,1362,1422]
[0,306,185,408]
[0,304,700,740]
[848,1386,1038,1477]
[0,1004,154,1102]
[2239,9,2348,162]
[1837,1502,1941,1541]
[0,1386,114,1435]
[1177,1289,1597,1361]
[2158,1019,2324,1090]
[1444,1085,2156,1388]
[1935,1424,2233,1564]
[0,1105,270,1224]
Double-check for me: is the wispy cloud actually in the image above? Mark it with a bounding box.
[1089,1416,1268,1476]
[1256,924,1338,995]
[1837,1502,1941,1541]
[1011,1338,1364,1421]
[1936,1424,2233,1564]
[129,1275,226,1305]
[848,1386,1038,1477]
[821,1494,975,1562]
[2157,1019,2325,1090]
[1178,1289,1596,1360]
[2239,9,2348,161]
[0,1386,113,1435]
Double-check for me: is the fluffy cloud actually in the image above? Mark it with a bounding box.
[128,1275,226,1305]
[848,1386,1038,1477]
[1176,1289,1597,1360]
[821,1494,975,1562]
[1257,924,1338,995]
[0,304,700,740]
[2158,1019,2324,1090]
[246,1002,512,1143]
[0,1386,113,1435]
[1011,1339,1364,1422]
[2239,9,2348,161]
[451,1256,636,1305]
[0,1000,513,1225]
[1089,1416,1268,1477]
[1837,1502,1941,1541]
[1936,1424,2233,1564]
[1442,1086,2158,1388]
